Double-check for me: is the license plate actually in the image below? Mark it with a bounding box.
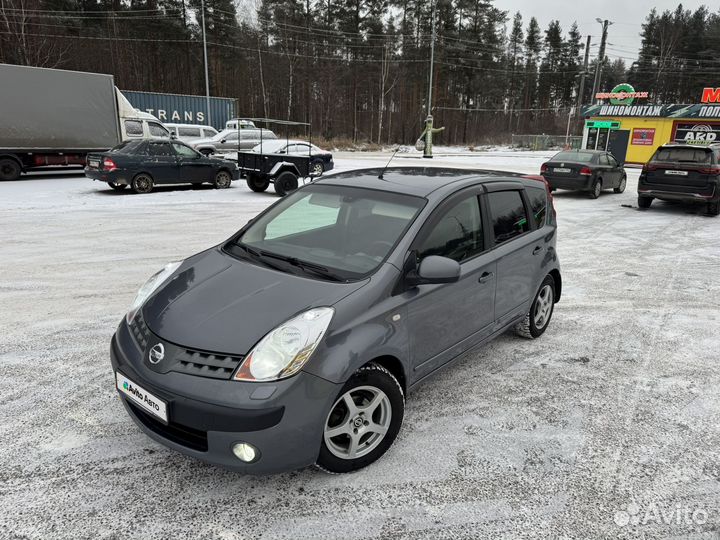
[116,372,168,423]
[666,170,688,176]
[88,159,99,168]
[554,167,571,173]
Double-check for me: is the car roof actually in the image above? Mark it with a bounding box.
[316,167,538,198]
[658,142,716,150]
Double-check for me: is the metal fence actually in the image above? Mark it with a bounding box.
[511,134,583,150]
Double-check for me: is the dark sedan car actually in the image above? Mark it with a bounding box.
[85,140,239,193]
[540,150,627,199]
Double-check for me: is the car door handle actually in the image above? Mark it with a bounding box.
[478,271,494,284]
[533,246,543,255]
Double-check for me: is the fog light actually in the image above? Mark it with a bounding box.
[232,442,258,463]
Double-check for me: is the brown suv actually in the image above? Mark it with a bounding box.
[638,143,720,215]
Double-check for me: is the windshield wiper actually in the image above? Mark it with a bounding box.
[232,243,288,272]
[257,251,345,282]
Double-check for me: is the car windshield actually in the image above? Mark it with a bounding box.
[109,140,144,154]
[653,147,712,164]
[553,151,595,163]
[232,185,425,280]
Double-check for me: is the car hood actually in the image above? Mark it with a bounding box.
[142,248,367,355]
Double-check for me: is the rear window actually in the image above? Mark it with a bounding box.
[553,151,595,163]
[110,140,144,154]
[525,186,547,229]
[653,147,712,164]
[488,191,530,244]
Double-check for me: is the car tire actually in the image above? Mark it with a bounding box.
[107,181,127,191]
[131,173,154,194]
[317,363,404,474]
[614,174,627,194]
[274,171,299,197]
[515,275,555,339]
[310,159,325,175]
[213,170,232,189]
[0,158,21,181]
[247,174,270,192]
[638,196,653,209]
[707,201,720,216]
[589,178,602,199]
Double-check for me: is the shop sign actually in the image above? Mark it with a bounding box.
[581,103,720,118]
[632,128,655,146]
[595,83,649,105]
[701,88,720,104]
[674,123,719,144]
[586,120,620,129]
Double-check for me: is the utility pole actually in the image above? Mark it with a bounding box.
[422,0,443,158]
[201,0,211,127]
[577,35,592,111]
[590,18,612,103]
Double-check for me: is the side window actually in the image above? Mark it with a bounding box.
[202,128,217,138]
[607,154,619,167]
[525,186,547,229]
[172,143,198,157]
[417,195,483,263]
[599,154,609,166]
[148,143,175,156]
[178,127,201,137]
[124,120,143,137]
[488,190,529,244]
[148,122,170,137]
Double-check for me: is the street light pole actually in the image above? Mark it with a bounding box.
[590,18,612,103]
[201,0,211,127]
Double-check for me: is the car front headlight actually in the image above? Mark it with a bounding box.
[233,307,334,382]
[125,261,182,324]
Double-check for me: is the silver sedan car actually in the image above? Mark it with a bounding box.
[192,128,277,155]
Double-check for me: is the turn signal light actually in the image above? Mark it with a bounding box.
[102,158,118,172]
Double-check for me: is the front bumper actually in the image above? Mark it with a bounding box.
[110,319,341,474]
[543,174,593,191]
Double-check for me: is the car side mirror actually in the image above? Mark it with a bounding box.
[406,255,460,287]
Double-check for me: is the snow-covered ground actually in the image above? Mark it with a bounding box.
[2,150,720,538]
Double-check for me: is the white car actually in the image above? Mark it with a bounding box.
[165,123,219,143]
[192,128,278,155]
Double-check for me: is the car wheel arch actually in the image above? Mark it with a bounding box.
[548,269,562,302]
[363,355,407,394]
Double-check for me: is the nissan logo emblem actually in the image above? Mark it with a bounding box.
[148,343,165,364]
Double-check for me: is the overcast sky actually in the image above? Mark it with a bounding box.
[493,0,713,63]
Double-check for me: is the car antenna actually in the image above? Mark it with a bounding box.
[378,147,400,180]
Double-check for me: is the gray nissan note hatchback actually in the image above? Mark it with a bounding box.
[111,167,561,474]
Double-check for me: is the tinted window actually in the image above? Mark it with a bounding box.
[488,191,529,244]
[553,151,595,163]
[178,127,201,137]
[599,155,610,166]
[417,196,483,263]
[526,186,547,229]
[653,147,712,164]
[149,122,169,137]
[148,143,174,156]
[109,140,145,154]
[124,120,143,137]
[172,143,198,157]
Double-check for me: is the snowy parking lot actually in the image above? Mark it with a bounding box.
[2,150,720,539]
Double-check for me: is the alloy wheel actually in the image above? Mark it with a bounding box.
[533,284,553,329]
[324,386,392,460]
